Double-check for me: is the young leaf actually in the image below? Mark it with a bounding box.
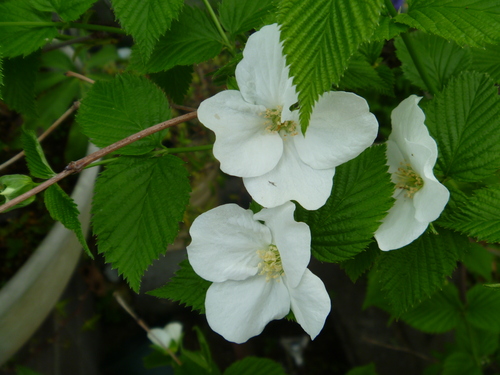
[147,259,210,313]
[92,155,190,292]
[462,243,494,281]
[129,6,223,74]
[395,32,471,92]
[424,72,500,182]
[44,184,92,258]
[278,0,384,131]
[30,0,98,22]
[399,283,462,333]
[296,145,394,262]
[1,52,40,117]
[219,0,277,37]
[466,284,500,333]
[0,175,37,212]
[442,352,482,375]
[396,0,500,48]
[112,0,184,61]
[0,0,58,58]
[21,129,56,179]
[375,229,469,315]
[471,44,500,84]
[77,74,170,155]
[150,65,194,104]
[224,357,286,375]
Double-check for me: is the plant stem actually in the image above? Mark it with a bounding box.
[383,0,439,95]
[201,0,235,54]
[0,111,198,213]
[66,71,95,84]
[0,21,126,35]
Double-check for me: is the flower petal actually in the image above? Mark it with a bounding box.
[294,91,378,170]
[254,202,311,288]
[286,269,331,340]
[165,322,183,343]
[374,195,429,250]
[235,24,297,113]
[198,90,283,177]
[187,204,272,282]
[243,139,335,210]
[205,276,290,343]
[148,328,172,348]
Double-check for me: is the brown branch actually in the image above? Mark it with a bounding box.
[0,101,81,172]
[65,71,95,84]
[43,35,98,52]
[0,111,198,213]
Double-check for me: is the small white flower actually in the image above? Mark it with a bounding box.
[187,202,331,344]
[148,322,182,350]
[198,24,378,210]
[375,95,450,251]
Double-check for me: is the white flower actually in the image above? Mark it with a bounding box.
[148,322,182,350]
[187,202,331,344]
[198,24,378,210]
[374,95,450,251]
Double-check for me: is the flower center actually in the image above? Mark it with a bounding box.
[257,244,284,282]
[262,106,298,136]
[394,163,424,198]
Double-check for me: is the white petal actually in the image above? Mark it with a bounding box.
[294,92,378,170]
[198,90,284,177]
[165,322,183,343]
[205,276,290,343]
[236,24,297,112]
[414,179,450,223]
[243,139,335,210]
[374,195,429,251]
[187,204,272,282]
[286,270,331,340]
[254,202,311,288]
[148,328,172,348]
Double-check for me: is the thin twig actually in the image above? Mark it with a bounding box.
[0,111,198,213]
[113,292,182,365]
[362,336,434,362]
[43,35,97,52]
[0,101,81,172]
[170,103,197,112]
[65,71,95,84]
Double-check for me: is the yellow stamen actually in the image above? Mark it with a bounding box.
[257,244,284,282]
[394,162,424,198]
[262,106,298,136]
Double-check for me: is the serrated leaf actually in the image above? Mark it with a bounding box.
[456,320,499,357]
[30,0,98,22]
[0,174,37,212]
[0,0,58,58]
[129,6,223,74]
[442,352,482,375]
[21,129,56,179]
[92,155,190,291]
[395,32,471,92]
[1,52,40,117]
[219,0,277,37]
[278,0,384,131]
[112,0,183,60]
[370,12,408,42]
[77,74,170,155]
[466,284,500,333]
[296,145,394,262]
[462,243,494,281]
[150,65,193,104]
[224,357,286,375]
[396,0,500,48]
[341,243,381,283]
[346,363,378,375]
[471,44,500,84]
[44,184,92,258]
[148,259,210,313]
[424,72,500,182]
[375,229,469,315]
[400,283,462,333]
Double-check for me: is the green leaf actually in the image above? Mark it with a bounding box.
[148,259,210,313]
[278,0,384,131]
[442,352,482,375]
[484,284,500,291]
[112,0,183,61]
[129,6,223,74]
[0,0,58,58]
[375,229,469,315]
[296,145,394,262]
[21,129,56,179]
[92,155,190,291]
[466,284,500,333]
[370,12,408,41]
[44,184,92,258]
[219,0,277,37]
[150,65,194,104]
[462,243,494,281]
[15,365,43,375]
[471,44,500,84]
[0,174,37,212]
[340,243,380,283]
[399,283,462,333]
[456,320,499,357]
[346,363,379,375]
[30,0,98,21]
[395,32,471,92]
[0,56,3,98]
[396,0,500,48]
[424,72,500,182]
[224,357,286,375]
[77,74,170,155]
[1,52,40,117]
